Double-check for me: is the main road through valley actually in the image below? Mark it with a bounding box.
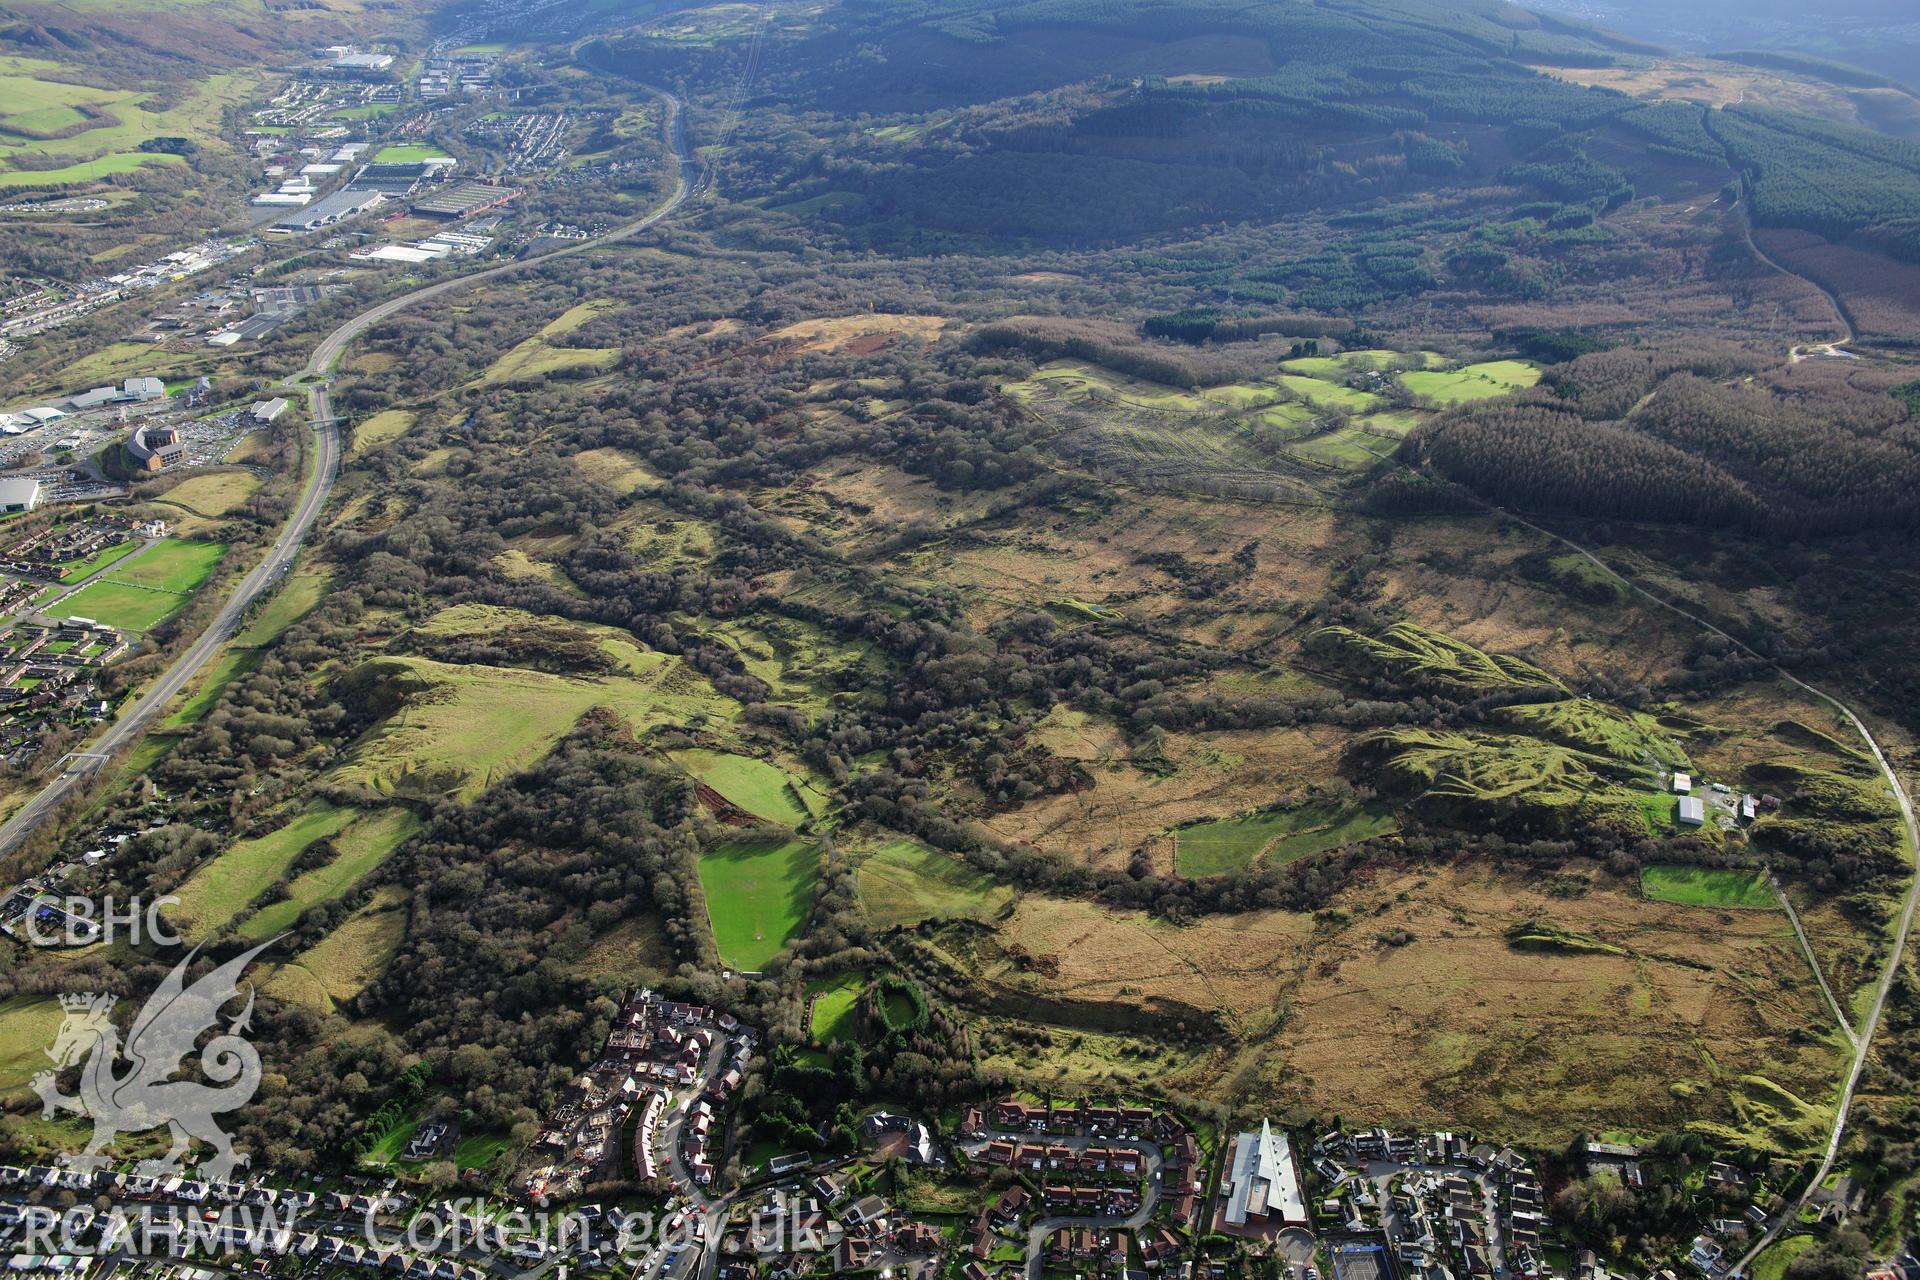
[0,88,695,859]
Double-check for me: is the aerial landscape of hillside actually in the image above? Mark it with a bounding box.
[0,0,1916,1279]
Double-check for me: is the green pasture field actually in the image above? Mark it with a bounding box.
[1175,803,1398,877]
[1357,409,1424,437]
[807,972,864,1044]
[1398,361,1540,405]
[331,650,743,801]
[171,802,359,938]
[697,837,818,970]
[1276,373,1386,413]
[1640,865,1778,909]
[672,748,811,825]
[242,807,425,938]
[1289,424,1390,469]
[856,838,1011,929]
[0,996,65,1095]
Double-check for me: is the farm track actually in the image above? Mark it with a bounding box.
[1699,105,1858,353]
[0,88,696,860]
[1771,873,1859,1048]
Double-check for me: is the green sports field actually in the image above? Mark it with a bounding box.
[371,144,449,163]
[109,539,224,592]
[58,539,224,630]
[697,837,817,970]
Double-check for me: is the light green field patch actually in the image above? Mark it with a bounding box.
[807,972,864,1044]
[0,66,254,185]
[242,807,425,938]
[1641,865,1778,909]
[1255,402,1319,431]
[1750,1236,1815,1280]
[1174,803,1398,877]
[172,802,359,939]
[1498,698,1690,769]
[697,837,817,970]
[1200,382,1287,409]
[1289,425,1390,469]
[0,153,180,187]
[478,333,618,385]
[1398,362,1538,405]
[0,996,65,1096]
[235,566,331,646]
[352,409,414,452]
[856,838,1012,929]
[539,299,615,337]
[573,446,659,495]
[162,648,260,730]
[330,652,742,801]
[1357,409,1424,437]
[1275,373,1385,413]
[491,550,575,592]
[1462,359,1541,387]
[672,748,811,825]
[264,885,410,1015]
[158,472,259,518]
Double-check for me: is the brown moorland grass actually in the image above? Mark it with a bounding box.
[1369,517,1697,686]
[1266,861,1842,1148]
[981,713,1349,872]
[765,314,953,354]
[573,915,674,982]
[572,446,660,495]
[989,895,1314,1027]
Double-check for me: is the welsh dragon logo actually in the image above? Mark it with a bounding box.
[33,940,275,1181]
